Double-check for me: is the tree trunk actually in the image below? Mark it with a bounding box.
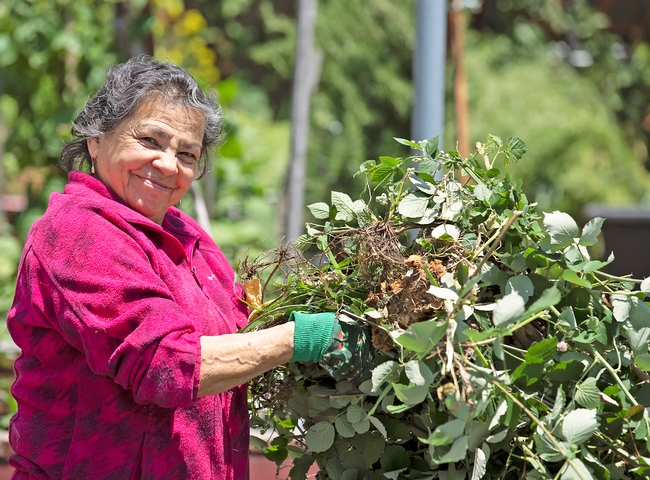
[191,182,212,235]
[114,0,154,59]
[451,6,469,157]
[0,83,6,235]
[451,4,470,170]
[282,0,322,242]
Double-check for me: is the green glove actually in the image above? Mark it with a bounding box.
[319,314,373,382]
[289,311,337,363]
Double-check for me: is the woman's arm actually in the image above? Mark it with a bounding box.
[198,322,295,396]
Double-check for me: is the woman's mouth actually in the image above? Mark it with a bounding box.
[139,176,173,191]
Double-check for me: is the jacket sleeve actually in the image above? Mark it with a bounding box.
[27,213,202,409]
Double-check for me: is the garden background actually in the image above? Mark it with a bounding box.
[3,0,650,476]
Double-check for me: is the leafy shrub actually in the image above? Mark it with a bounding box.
[245,136,650,480]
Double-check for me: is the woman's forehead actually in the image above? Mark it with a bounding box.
[123,98,205,140]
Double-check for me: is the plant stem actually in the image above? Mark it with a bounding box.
[593,271,642,284]
[471,211,523,278]
[589,346,650,437]
[492,381,590,480]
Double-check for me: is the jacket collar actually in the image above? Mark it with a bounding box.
[65,171,201,256]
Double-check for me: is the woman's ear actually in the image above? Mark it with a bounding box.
[87,137,100,159]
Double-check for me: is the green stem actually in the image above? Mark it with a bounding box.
[492,381,590,480]
[473,346,490,368]
[593,271,642,284]
[589,347,650,435]
[471,211,523,278]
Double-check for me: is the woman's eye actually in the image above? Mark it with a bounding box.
[179,153,198,165]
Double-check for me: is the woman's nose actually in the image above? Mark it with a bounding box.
[152,150,178,176]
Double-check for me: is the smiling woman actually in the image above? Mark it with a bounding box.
[4,57,360,480]
[87,99,204,224]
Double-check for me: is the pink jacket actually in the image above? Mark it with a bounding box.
[7,172,250,479]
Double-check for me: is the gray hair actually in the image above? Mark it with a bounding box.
[59,56,223,178]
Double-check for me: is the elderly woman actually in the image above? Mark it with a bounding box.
[6,57,352,480]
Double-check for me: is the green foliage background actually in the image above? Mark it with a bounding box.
[2,1,650,343]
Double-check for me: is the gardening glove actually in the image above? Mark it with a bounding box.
[319,313,373,382]
[289,311,337,363]
[289,312,373,382]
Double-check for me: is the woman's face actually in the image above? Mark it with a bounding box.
[87,97,205,225]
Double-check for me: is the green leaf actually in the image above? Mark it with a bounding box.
[544,211,579,245]
[292,234,313,251]
[425,418,467,446]
[332,191,356,222]
[473,182,493,203]
[488,400,508,431]
[504,136,528,164]
[308,202,331,219]
[551,385,566,421]
[582,254,614,274]
[642,277,650,294]
[627,327,650,356]
[425,136,440,157]
[394,137,422,150]
[369,165,396,183]
[635,354,650,372]
[575,378,600,409]
[335,415,356,438]
[392,383,429,405]
[526,338,558,363]
[305,421,335,453]
[438,435,469,463]
[534,430,565,462]
[611,295,630,323]
[340,469,358,480]
[404,360,436,386]
[379,156,402,167]
[397,192,430,218]
[562,409,598,445]
[264,437,289,464]
[431,224,460,241]
[547,360,586,382]
[249,435,268,452]
[559,307,577,328]
[560,458,596,480]
[371,361,399,392]
[511,357,545,388]
[409,175,437,194]
[380,445,410,476]
[561,270,592,288]
[326,457,343,480]
[394,320,447,353]
[525,286,562,316]
[368,416,387,438]
[289,455,315,480]
[630,297,650,329]
[427,285,459,301]
[363,433,385,467]
[352,417,370,434]
[471,444,489,480]
[492,292,525,327]
[347,404,364,424]
[506,275,534,302]
[579,217,604,247]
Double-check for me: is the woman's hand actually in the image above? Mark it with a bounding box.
[289,312,373,382]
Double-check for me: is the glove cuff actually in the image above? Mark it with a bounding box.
[289,312,336,363]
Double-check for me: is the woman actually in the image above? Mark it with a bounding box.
[6,57,345,479]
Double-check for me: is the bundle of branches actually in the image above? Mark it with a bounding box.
[241,136,650,480]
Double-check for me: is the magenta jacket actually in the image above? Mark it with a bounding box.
[7,172,250,479]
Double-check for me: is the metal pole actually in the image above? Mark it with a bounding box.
[412,0,448,150]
